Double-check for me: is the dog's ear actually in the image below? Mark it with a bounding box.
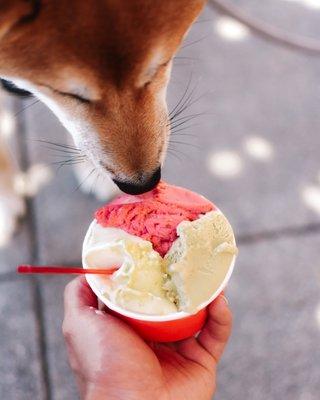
[0,0,37,39]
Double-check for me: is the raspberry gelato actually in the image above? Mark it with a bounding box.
[83,182,237,315]
[95,182,214,256]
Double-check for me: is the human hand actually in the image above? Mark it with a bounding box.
[63,276,232,400]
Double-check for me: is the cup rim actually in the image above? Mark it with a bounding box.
[83,214,236,322]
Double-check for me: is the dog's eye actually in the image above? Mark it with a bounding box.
[57,90,91,104]
[39,83,92,104]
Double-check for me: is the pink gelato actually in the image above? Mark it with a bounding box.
[95,182,215,256]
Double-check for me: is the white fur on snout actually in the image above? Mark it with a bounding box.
[10,78,92,147]
[6,78,122,201]
[6,77,117,180]
[6,75,170,191]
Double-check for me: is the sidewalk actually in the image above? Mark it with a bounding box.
[1,2,320,399]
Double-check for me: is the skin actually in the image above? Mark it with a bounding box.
[63,277,232,400]
[0,0,206,188]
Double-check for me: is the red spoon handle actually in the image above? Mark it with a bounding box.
[17,265,118,275]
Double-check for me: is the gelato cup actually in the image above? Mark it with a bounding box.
[82,211,236,342]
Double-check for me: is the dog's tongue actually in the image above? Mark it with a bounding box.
[95,181,215,256]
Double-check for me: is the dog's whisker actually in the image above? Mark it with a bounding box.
[169,112,205,126]
[49,151,87,170]
[169,91,206,124]
[89,170,100,196]
[167,146,192,161]
[166,148,184,163]
[169,140,201,150]
[170,125,199,136]
[168,92,198,126]
[194,18,213,24]
[169,114,205,131]
[168,82,199,122]
[53,157,87,162]
[167,144,190,155]
[181,34,210,49]
[74,168,96,193]
[14,99,40,117]
[174,56,199,61]
[42,146,82,156]
[51,158,86,166]
[52,160,84,166]
[168,74,194,118]
[47,151,80,157]
[35,139,81,152]
[171,92,209,122]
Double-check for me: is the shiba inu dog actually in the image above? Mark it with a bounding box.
[0,0,205,243]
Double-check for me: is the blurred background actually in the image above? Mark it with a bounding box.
[0,1,320,399]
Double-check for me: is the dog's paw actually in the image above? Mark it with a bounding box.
[73,162,121,202]
[0,189,25,247]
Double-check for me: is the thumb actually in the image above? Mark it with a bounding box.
[64,276,98,318]
[197,295,233,364]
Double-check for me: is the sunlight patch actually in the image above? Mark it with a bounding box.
[215,17,249,41]
[14,164,53,197]
[302,185,320,214]
[207,150,243,178]
[0,204,13,248]
[244,136,274,161]
[283,0,320,9]
[0,193,24,248]
[0,111,15,138]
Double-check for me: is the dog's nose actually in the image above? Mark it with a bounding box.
[113,167,161,195]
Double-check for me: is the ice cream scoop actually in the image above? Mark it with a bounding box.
[95,181,214,257]
[83,182,237,316]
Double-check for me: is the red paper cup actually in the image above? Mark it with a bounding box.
[83,215,236,342]
[108,306,208,342]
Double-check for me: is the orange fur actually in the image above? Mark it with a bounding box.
[0,0,205,191]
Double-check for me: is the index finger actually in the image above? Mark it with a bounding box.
[64,276,98,316]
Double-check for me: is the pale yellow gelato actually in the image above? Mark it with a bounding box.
[164,211,237,313]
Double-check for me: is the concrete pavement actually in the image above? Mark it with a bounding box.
[1,1,320,399]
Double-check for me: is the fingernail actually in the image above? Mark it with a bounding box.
[220,294,229,306]
[94,309,106,316]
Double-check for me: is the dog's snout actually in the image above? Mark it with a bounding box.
[113,167,161,195]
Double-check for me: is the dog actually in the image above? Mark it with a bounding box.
[0,0,205,243]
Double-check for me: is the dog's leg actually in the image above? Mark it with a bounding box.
[73,160,120,202]
[0,136,25,247]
